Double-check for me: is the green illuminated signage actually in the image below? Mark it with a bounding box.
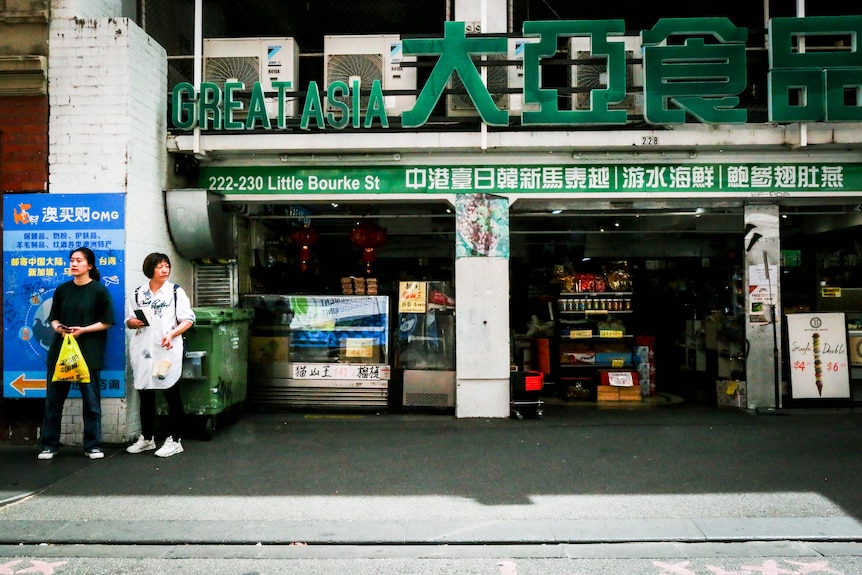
[200,163,862,196]
[171,16,862,131]
[768,16,862,122]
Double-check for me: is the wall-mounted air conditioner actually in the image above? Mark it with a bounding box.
[202,37,300,120]
[569,36,644,116]
[323,34,417,117]
[447,38,527,118]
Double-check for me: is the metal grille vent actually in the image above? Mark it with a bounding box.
[194,261,237,307]
[404,392,451,408]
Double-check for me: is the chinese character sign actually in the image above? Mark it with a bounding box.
[3,193,126,398]
[642,18,748,124]
[200,163,860,197]
[768,16,862,123]
[172,15,862,131]
[398,281,428,314]
[786,313,850,400]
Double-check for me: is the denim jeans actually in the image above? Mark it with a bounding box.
[40,370,101,451]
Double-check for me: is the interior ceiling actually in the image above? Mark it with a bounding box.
[238,197,862,260]
[236,199,862,241]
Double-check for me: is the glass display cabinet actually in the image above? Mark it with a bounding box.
[242,294,390,409]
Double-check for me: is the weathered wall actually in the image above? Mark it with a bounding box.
[48,7,172,444]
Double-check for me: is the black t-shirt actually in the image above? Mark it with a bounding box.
[47,279,115,373]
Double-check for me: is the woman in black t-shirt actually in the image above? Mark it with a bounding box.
[38,247,115,460]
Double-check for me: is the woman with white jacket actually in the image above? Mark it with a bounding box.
[124,253,195,457]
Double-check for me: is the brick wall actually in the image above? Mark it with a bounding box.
[0,96,48,192]
[48,12,171,446]
[51,0,123,20]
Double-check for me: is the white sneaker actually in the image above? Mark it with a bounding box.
[85,448,105,460]
[38,448,57,460]
[126,435,156,454]
[155,436,183,458]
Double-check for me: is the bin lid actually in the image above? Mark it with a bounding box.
[192,307,255,325]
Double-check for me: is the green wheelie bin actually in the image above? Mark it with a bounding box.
[176,307,254,439]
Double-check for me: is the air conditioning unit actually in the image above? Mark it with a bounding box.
[570,36,643,116]
[447,38,527,118]
[323,34,417,117]
[203,37,300,120]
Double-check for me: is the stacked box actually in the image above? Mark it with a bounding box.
[341,276,378,295]
[595,352,631,366]
[597,385,642,402]
[597,370,641,402]
[634,335,656,396]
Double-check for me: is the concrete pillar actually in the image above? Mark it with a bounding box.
[454,194,510,418]
[743,204,782,409]
[455,258,511,417]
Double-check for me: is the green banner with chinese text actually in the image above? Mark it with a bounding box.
[199,163,862,197]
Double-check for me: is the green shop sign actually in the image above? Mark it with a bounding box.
[200,163,862,196]
[173,16,862,131]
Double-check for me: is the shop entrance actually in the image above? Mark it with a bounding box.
[233,199,457,411]
[224,197,862,412]
[507,201,862,408]
[507,202,746,406]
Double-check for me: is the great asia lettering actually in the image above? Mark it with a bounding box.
[170,16,862,131]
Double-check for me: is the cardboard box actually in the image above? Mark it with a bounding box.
[597,370,641,401]
[595,352,632,366]
[597,385,642,402]
[561,351,595,365]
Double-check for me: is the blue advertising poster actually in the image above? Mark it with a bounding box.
[3,193,125,398]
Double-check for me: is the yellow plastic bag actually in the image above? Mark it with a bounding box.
[53,333,91,383]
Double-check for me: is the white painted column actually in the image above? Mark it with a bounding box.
[455,257,511,417]
[49,4,170,444]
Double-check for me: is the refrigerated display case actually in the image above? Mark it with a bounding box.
[396,281,456,408]
[242,294,390,409]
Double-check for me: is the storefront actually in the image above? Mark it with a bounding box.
[7,1,861,451]
[161,150,862,416]
[162,12,862,416]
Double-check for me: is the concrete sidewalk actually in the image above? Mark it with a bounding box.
[2,403,862,547]
[2,517,862,546]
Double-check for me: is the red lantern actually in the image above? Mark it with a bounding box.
[349,221,387,274]
[289,225,319,272]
